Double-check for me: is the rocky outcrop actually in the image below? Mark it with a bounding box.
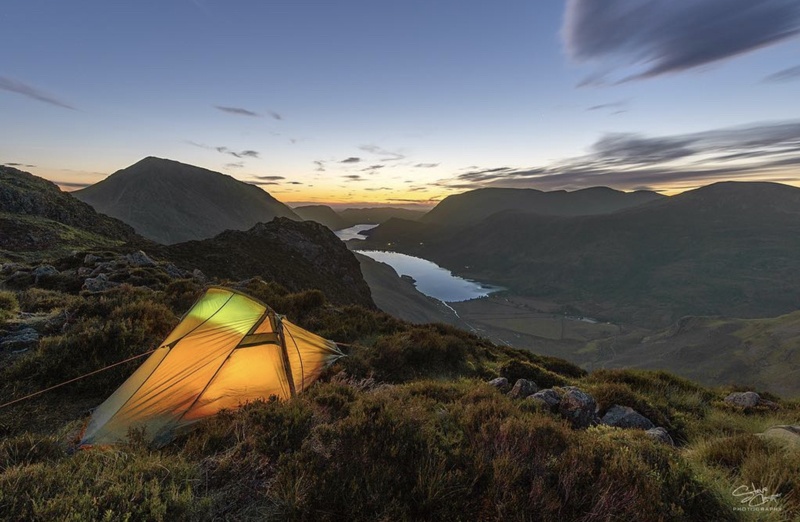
[487,377,509,391]
[0,327,39,352]
[527,389,561,410]
[160,218,375,308]
[723,391,778,409]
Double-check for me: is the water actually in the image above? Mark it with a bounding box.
[355,249,501,303]
[334,224,379,241]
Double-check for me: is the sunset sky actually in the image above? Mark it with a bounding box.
[2,0,800,206]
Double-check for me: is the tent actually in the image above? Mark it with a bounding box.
[80,286,344,446]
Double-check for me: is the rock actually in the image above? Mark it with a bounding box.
[528,389,561,410]
[487,377,509,391]
[758,425,800,449]
[32,265,58,283]
[724,391,761,408]
[508,378,538,399]
[125,250,157,267]
[89,262,115,277]
[1,263,25,275]
[164,263,186,279]
[558,387,599,428]
[645,427,674,446]
[192,269,207,283]
[83,273,119,293]
[77,267,92,277]
[0,327,39,351]
[601,405,655,430]
[83,253,101,265]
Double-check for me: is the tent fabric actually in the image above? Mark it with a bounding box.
[80,287,343,446]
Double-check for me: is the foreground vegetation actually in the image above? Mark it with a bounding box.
[1,260,799,520]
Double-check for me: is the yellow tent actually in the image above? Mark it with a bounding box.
[80,286,343,446]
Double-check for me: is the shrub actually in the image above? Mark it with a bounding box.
[0,290,19,325]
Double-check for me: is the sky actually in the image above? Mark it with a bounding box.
[2,0,800,207]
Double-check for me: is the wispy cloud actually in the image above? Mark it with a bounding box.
[763,65,800,83]
[414,163,440,168]
[563,0,800,83]
[313,160,326,172]
[361,164,385,172]
[358,144,406,161]
[252,175,285,181]
[364,187,392,191]
[0,76,75,109]
[343,174,365,181]
[224,162,244,169]
[340,157,361,163]
[439,120,800,191]
[215,105,259,117]
[188,141,260,159]
[267,110,283,121]
[3,162,36,168]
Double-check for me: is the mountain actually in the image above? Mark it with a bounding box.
[73,157,300,244]
[159,218,374,308]
[339,207,427,227]
[421,187,664,227]
[293,205,349,230]
[0,166,140,261]
[362,182,800,327]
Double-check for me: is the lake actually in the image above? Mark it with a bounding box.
[335,224,501,302]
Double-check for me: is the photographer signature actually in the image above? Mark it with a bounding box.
[732,484,782,507]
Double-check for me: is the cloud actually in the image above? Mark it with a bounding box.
[364,187,392,191]
[288,181,303,185]
[224,162,244,169]
[358,144,406,161]
[361,164,385,172]
[587,100,629,112]
[3,162,36,168]
[562,0,800,82]
[340,157,361,163]
[343,174,365,181]
[53,181,92,189]
[439,120,800,191]
[251,181,279,186]
[252,175,285,180]
[0,76,75,109]
[215,105,260,117]
[313,160,326,172]
[267,110,283,121]
[414,163,440,168]
[763,65,800,82]
[187,141,260,159]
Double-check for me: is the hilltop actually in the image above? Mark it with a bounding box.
[421,186,663,227]
[293,205,349,230]
[73,157,300,244]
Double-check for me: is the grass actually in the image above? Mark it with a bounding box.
[1,264,800,520]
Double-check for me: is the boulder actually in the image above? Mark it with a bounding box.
[33,265,58,283]
[192,269,207,283]
[558,387,599,428]
[83,253,101,266]
[164,263,187,279]
[508,379,538,399]
[487,377,509,391]
[0,327,39,352]
[601,405,655,430]
[125,250,157,267]
[645,427,674,446]
[724,391,761,408]
[758,425,800,449]
[89,262,115,277]
[527,389,561,410]
[83,273,119,293]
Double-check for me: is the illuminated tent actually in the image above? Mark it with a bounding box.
[80,287,343,446]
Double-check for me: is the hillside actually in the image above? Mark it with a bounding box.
[73,157,300,244]
[364,182,800,327]
[421,186,663,227]
[0,166,140,262]
[0,173,799,519]
[293,205,348,230]
[339,207,427,227]
[160,218,374,308]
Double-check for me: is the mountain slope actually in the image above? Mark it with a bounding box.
[339,207,426,227]
[421,186,663,227]
[73,157,300,244]
[364,182,800,327]
[0,166,139,261]
[160,218,374,307]
[293,205,348,230]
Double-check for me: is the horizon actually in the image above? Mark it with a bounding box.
[2,1,800,205]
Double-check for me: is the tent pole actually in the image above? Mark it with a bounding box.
[276,317,297,398]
